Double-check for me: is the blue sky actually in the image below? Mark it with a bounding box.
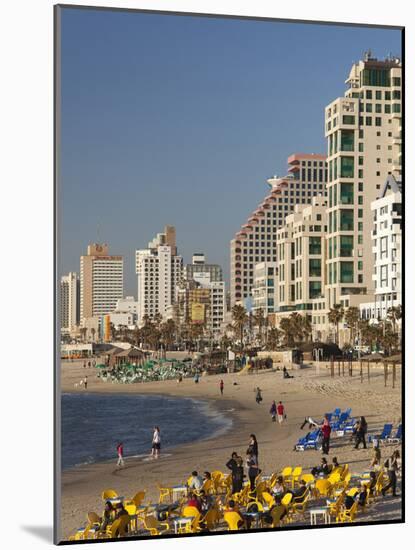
[59,7,401,295]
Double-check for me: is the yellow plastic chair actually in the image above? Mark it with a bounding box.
[328,490,345,518]
[340,464,349,479]
[201,508,218,531]
[261,491,276,509]
[347,487,359,498]
[281,492,293,506]
[328,471,341,486]
[183,506,200,518]
[224,511,243,531]
[301,473,315,485]
[157,483,172,504]
[126,490,146,507]
[291,489,310,517]
[124,503,138,532]
[142,515,170,536]
[281,467,293,480]
[339,472,351,490]
[255,480,267,500]
[98,515,130,539]
[291,467,303,487]
[337,500,358,523]
[102,489,118,501]
[315,479,332,497]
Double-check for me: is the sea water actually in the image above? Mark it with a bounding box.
[61,393,231,470]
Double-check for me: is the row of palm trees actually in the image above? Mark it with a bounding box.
[78,303,401,356]
[327,304,402,352]
[228,305,311,350]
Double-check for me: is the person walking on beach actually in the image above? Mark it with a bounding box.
[116,442,125,467]
[321,415,331,455]
[219,379,224,395]
[226,452,244,494]
[84,376,88,390]
[270,400,277,422]
[382,450,400,497]
[277,401,285,424]
[255,387,263,404]
[151,426,161,459]
[354,416,368,449]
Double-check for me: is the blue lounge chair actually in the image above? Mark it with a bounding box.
[387,424,402,444]
[332,408,341,419]
[305,429,322,450]
[295,432,311,451]
[371,423,393,445]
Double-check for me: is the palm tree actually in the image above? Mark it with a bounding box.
[301,315,312,342]
[253,308,266,346]
[380,322,399,355]
[232,304,248,348]
[267,327,282,351]
[90,327,96,343]
[289,312,305,342]
[344,306,360,345]
[80,327,87,343]
[279,317,294,347]
[160,319,176,350]
[387,306,402,336]
[328,304,344,344]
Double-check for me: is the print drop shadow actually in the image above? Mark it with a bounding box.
[21,525,53,543]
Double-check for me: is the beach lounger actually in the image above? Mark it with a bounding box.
[305,429,322,450]
[387,424,402,444]
[368,423,393,445]
[332,408,341,419]
[295,433,311,451]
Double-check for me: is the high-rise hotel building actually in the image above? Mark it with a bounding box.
[276,196,327,322]
[135,226,183,323]
[324,53,402,312]
[230,154,327,308]
[80,244,124,320]
[60,271,80,330]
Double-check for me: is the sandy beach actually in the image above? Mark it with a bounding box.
[59,361,402,541]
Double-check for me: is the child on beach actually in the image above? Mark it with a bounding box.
[270,401,277,422]
[151,426,161,459]
[116,442,125,467]
[219,379,224,395]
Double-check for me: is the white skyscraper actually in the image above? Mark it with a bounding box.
[60,272,80,330]
[135,226,183,323]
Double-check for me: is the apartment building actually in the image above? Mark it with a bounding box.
[135,226,183,323]
[274,197,327,333]
[60,271,80,330]
[230,153,327,308]
[324,53,402,316]
[80,244,123,320]
[251,262,278,315]
[360,174,402,321]
[184,253,223,283]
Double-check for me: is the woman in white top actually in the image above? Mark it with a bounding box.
[151,426,161,459]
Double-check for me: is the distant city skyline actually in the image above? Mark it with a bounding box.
[59,7,401,296]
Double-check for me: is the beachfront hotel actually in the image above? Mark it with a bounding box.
[273,196,328,336]
[80,244,124,320]
[251,262,279,315]
[230,153,327,309]
[60,271,80,331]
[135,226,183,324]
[324,53,402,321]
[360,174,402,321]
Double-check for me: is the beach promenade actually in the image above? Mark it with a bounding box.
[60,361,402,540]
